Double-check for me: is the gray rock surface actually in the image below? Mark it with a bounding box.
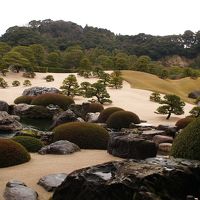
[108,132,157,159]
[0,111,22,131]
[22,86,60,96]
[53,158,200,200]
[85,112,100,123]
[38,173,68,192]
[38,140,80,155]
[153,135,173,145]
[4,180,38,200]
[0,100,9,112]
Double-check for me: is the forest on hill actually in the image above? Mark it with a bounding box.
[0,19,200,79]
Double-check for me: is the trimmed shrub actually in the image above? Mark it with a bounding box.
[98,107,124,123]
[150,92,161,102]
[106,111,140,129]
[23,71,36,78]
[45,75,54,82]
[175,117,194,130]
[0,138,30,168]
[14,95,35,104]
[23,80,32,86]
[85,103,104,113]
[53,122,109,149]
[12,80,20,87]
[12,136,44,152]
[31,93,74,110]
[0,77,8,88]
[171,117,200,160]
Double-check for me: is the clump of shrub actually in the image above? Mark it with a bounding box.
[98,107,124,123]
[23,80,32,86]
[53,122,109,149]
[171,117,200,160]
[12,136,44,152]
[31,93,74,110]
[0,77,8,88]
[12,80,20,87]
[175,117,194,130]
[0,138,30,168]
[106,111,140,129]
[23,72,36,78]
[150,92,161,102]
[85,103,104,114]
[14,95,35,104]
[45,75,54,82]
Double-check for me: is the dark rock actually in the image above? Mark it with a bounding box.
[158,143,172,152]
[0,100,9,112]
[129,122,156,129]
[4,180,38,200]
[38,140,80,155]
[38,173,68,192]
[142,129,166,139]
[22,86,60,96]
[188,90,200,99]
[50,110,80,130]
[52,158,200,200]
[153,135,173,145]
[85,112,100,123]
[13,104,53,119]
[108,132,157,159]
[156,125,178,137]
[0,111,22,131]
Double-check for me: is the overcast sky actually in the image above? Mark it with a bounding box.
[0,0,200,36]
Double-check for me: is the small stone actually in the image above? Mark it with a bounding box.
[85,112,100,123]
[158,143,172,152]
[153,135,173,145]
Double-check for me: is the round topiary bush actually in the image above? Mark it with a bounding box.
[98,107,124,123]
[53,122,109,149]
[12,136,44,152]
[175,116,194,130]
[23,72,36,78]
[23,80,32,86]
[171,117,200,160]
[0,138,30,168]
[106,111,140,129]
[14,95,35,104]
[85,103,104,113]
[31,93,74,110]
[12,80,20,87]
[45,75,54,82]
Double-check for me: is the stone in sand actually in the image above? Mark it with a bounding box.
[4,180,38,200]
[38,173,68,192]
[38,140,80,155]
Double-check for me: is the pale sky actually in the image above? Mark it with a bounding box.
[0,0,200,36]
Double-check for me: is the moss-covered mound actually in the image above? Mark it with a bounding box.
[171,117,200,160]
[98,107,124,123]
[31,93,74,110]
[175,116,194,130]
[106,111,140,129]
[14,95,35,104]
[0,138,30,168]
[86,103,104,113]
[53,122,109,149]
[12,136,44,152]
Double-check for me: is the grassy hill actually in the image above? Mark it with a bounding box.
[122,70,200,104]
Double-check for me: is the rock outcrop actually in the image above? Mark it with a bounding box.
[53,157,200,200]
[22,87,60,96]
[0,100,9,112]
[4,180,38,200]
[38,140,80,155]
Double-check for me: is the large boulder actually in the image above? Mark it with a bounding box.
[108,132,157,159]
[38,173,68,192]
[12,104,53,119]
[0,111,22,131]
[4,180,38,200]
[22,87,60,96]
[52,158,200,200]
[38,140,80,155]
[0,100,9,112]
[188,90,200,99]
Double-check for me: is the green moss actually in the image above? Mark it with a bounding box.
[98,107,124,123]
[31,93,74,110]
[12,136,44,152]
[175,116,194,130]
[106,111,140,129]
[53,122,109,149]
[0,139,30,168]
[14,96,35,104]
[171,117,200,160]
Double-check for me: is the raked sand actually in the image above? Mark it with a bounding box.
[0,72,194,199]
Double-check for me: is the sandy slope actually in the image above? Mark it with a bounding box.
[0,72,194,125]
